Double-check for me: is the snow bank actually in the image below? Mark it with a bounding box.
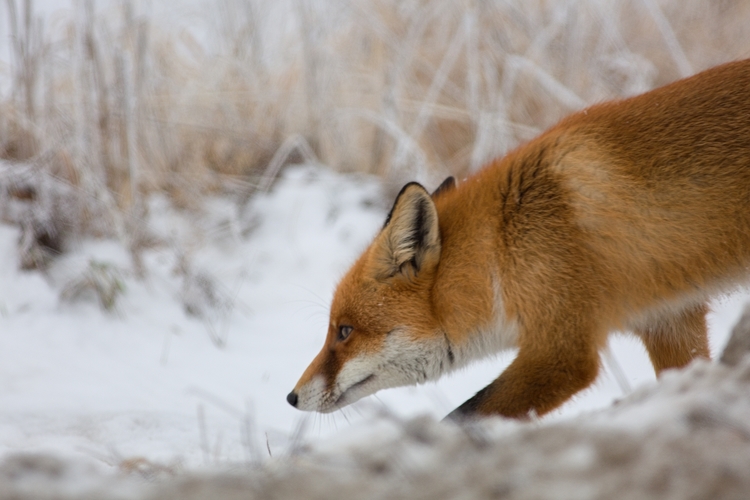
[3,328,750,499]
[0,165,748,498]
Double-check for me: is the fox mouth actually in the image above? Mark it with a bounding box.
[333,374,376,408]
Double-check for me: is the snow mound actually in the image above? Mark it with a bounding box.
[2,316,750,499]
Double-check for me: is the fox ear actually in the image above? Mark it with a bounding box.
[374,182,441,280]
[431,176,456,198]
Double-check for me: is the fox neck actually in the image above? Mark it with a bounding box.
[431,180,520,368]
[433,276,519,374]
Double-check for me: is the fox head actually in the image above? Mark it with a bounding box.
[287,178,457,412]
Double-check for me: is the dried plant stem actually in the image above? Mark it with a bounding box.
[259,134,318,194]
[407,18,465,145]
[2,0,750,268]
[295,0,323,153]
[640,0,693,78]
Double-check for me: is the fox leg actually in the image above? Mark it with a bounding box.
[634,302,710,376]
[447,329,601,420]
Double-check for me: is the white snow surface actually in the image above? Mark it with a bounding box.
[0,164,747,473]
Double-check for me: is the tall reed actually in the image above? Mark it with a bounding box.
[1,0,748,258]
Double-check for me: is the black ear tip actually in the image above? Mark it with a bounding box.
[384,182,430,229]
[287,391,298,407]
[431,176,457,198]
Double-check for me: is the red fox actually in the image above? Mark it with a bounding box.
[287,59,750,420]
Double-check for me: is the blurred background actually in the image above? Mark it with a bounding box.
[0,0,749,468]
[3,0,750,244]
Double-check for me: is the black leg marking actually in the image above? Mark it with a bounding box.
[443,331,455,366]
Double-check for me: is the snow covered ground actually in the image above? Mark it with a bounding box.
[0,163,748,474]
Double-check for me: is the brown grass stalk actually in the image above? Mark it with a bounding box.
[1,0,749,257]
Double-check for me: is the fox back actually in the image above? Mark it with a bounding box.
[288,59,750,420]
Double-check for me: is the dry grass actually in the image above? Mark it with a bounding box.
[1,0,750,259]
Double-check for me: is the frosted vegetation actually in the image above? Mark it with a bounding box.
[1,0,750,497]
[2,0,749,270]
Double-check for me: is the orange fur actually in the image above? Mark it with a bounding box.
[288,59,750,420]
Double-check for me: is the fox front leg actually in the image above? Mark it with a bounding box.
[446,338,601,420]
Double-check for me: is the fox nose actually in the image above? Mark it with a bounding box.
[286,391,298,407]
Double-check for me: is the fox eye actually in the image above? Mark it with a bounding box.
[337,325,353,341]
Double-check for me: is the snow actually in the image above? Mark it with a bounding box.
[0,163,747,476]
